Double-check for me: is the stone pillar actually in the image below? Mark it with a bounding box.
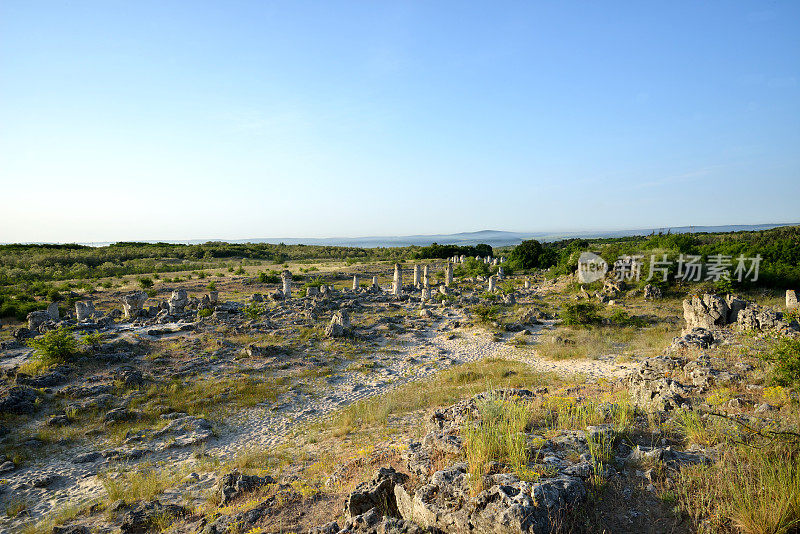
[488,276,496,292]
[460,255,466,263]
[445,262,453,287]
[76,300,96,321]
[122,292,148,319]
[392,264,402,297]
[492,258,499,266]
[46,302,60,321]
[788,290,798,310]
[422,265,430,288]
[413,265,420,288]
[372,276,380,291]
[524,280,531,289]
[168,289,188,314]
[497,267,504,280]
[421,287,430,302]
[353,274,360,291]
[281,270,292,300]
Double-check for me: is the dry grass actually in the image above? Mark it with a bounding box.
[328,358,560,436]
[533,323,678,361]
[100,463,188,504]
[676,439,800,534]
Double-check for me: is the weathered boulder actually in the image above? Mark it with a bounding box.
[27,310,51,331]
[325,310,351,338]
[788,290,798,310]
[0,385,38,414]
[75,300,98,321]
[737,305,794,332]
[167,289,189,314]
[395,463,585,534]
[670,328,714,350]
[345,467,409,519]
[120,500,187,534]
[643,284,662,300]
[46,302,60,320]
[122,292,148,319]
[682,294,729,331]
[217,471,276,506]
[628,357,688,411]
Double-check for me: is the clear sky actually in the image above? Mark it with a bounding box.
[1,1,798,243]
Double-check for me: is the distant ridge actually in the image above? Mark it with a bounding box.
[47,222,798,248]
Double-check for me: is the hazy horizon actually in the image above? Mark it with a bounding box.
[2,1,798,243]
[4,222,797,248]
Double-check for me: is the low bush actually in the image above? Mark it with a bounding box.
[138,277,154,289]
[762,337,800,388]
[258,271,280,284]
[27,327,78,366]
[562,302,601,326]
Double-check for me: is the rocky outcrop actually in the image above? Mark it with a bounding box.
[119,500,187,533]
[345,467,408,519]
[122,292,148,319]
[394,463,585,534]
[682,293,797,334]
[75,300,98,322]
[167,289,189,314]
[628,357,689,411]
[217,471,276,505]
[325,310,351,338]
[643,284,662,300]
[0,386,38,414]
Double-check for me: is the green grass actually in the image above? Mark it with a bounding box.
[329,358,560,436]
[462,395,538,491]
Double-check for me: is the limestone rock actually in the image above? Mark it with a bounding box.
[27,310,51,331]
[120,500,187,534]
[75,300,97,322]
[345,467,409,519]
[167,289,189,314]
[325,310,351,338]
[122,292,148,319]
[46,302,60,320]
[643,284,662,300]
[0,385,37,414]
[787,290,798,310]
[217,471,276,506]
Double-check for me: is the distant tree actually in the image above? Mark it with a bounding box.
[509,240,545,269]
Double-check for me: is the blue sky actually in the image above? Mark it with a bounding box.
[1,1,798,242]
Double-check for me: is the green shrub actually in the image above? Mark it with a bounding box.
[762,337,800,388]
[562,302,601,326]
[27,327,78,365]
[138,277,154,289]
[258,271,280,284]
[207,282,217,291]
[198,308,213,318]
[243,302,263,321]
[473,304,500,323]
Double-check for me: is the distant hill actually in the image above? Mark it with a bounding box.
[203,223,800,248]
[16,223,797,248]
